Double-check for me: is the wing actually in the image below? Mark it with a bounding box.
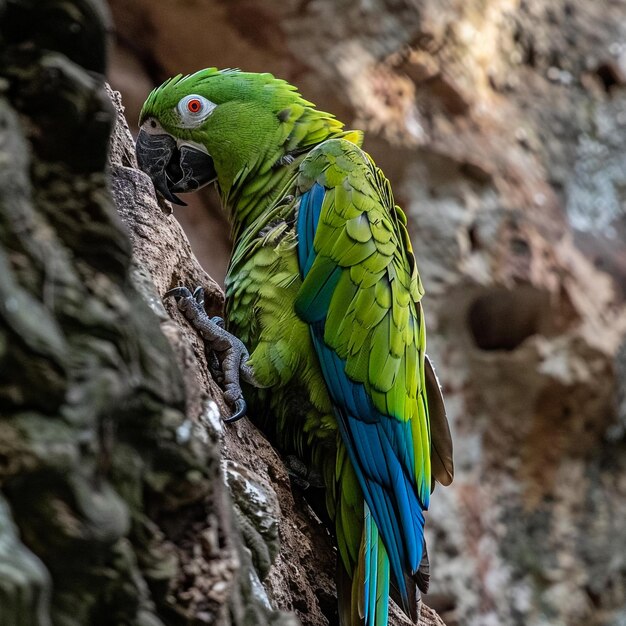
[294,138,450,607]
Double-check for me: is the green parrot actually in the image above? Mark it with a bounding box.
[136,69,454,626]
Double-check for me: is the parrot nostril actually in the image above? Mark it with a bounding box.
[150,120,157,128]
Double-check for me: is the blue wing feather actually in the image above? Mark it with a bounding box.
[296,184,426,615]
[297,182,325,274]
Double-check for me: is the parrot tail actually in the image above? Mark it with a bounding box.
[362,505,391,626]
[338,503,390,626]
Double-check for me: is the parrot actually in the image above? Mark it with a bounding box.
[136,68,454,626]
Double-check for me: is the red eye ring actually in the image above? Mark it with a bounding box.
[187,98,202,113]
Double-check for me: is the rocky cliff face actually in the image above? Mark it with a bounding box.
[108,1,626,625]
[0,1,292,624]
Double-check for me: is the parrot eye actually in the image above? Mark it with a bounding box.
[177,94,216,127]
[187,98,202,113]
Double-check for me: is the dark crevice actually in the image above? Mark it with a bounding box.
[468,286,549,351]
[595,62,623,93]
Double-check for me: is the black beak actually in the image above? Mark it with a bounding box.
[135,128,217,207]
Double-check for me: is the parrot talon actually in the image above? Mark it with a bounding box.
[223,398,247,423]
[284,455,324,489]
[164,286,193,300]
[192,286,205,306]
[211,316,225,329]
[284,455,312,489]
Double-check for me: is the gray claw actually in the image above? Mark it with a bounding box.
[165,286,193,300]
[164,284,258,425]
[192,286,205,306]
[223,398,247,423]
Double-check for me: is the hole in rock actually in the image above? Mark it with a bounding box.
[468,224,480,251]
[595,62,622,93]
[468,285,549,351]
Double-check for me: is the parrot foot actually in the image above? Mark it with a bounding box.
[165,285,259,423]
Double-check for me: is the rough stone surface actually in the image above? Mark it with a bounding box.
[108,1,626,625]
[0,1,292,625]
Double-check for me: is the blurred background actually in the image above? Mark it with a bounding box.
[107,1,626,624]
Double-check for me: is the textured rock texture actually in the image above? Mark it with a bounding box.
[108,1,626,625]
[0,1,292,625]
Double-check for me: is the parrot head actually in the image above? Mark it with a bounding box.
[136,68,339,206]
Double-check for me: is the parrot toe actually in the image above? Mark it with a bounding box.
[164,286,193,300]
[211,316,225,329]
[164,283,260,422]
[284,456,325,489]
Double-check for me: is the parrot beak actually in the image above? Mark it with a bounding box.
[135,128,217,207]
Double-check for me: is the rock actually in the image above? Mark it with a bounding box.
[0,1,294,624]
[0,496,51,626]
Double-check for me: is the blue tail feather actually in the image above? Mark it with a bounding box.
[363,503,390,626]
